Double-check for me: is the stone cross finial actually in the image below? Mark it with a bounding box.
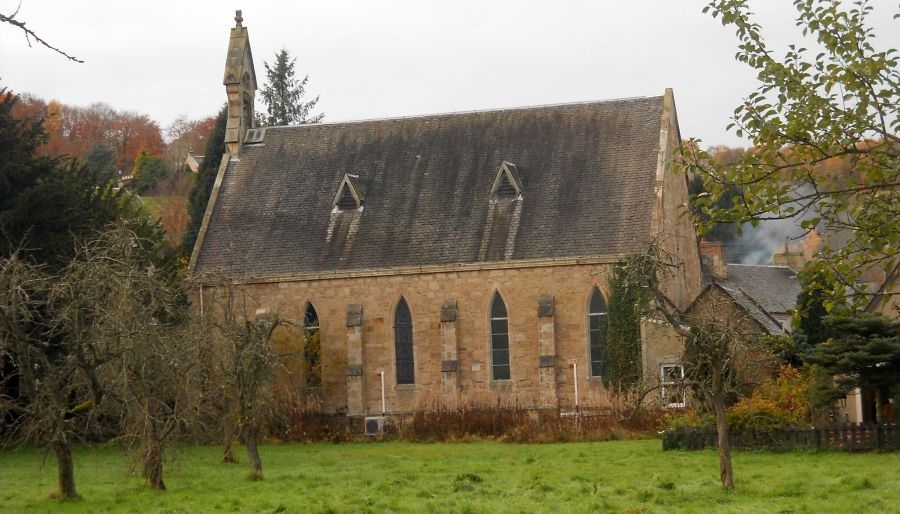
[234,10,243,27]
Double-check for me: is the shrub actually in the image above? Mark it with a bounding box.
[727,397,796,431]
[269,396,352,443]
[131,149,171,193]
[659,411,715,430]
[726,365,814,430]
[268,396,664,443]
[397,403,660,443]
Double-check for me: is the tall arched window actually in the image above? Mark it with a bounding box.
[490,293,510,380]
[394,297,414,385]
[303,303,322,388]
[588,288,608,377]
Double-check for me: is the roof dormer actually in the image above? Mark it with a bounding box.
[333,174,365,211]
[491,161,522,202]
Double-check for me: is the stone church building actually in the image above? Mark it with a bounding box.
[190,12,703,417]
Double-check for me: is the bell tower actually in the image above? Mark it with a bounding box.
[222,10,257,155]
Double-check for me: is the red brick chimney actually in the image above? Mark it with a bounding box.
[700,240,727,279]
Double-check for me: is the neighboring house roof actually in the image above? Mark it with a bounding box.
[688,283,786,336]
[718,264,801,316]
[186,153,204,173]
[865,262,899,317]
[717,283,786,335]
[193,96,667,278]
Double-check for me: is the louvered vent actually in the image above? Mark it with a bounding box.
[496,174,517,199]
[337,186,358,210]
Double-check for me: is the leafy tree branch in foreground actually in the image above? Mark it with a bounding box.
[679,0,899,308]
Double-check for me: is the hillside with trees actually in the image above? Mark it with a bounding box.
[6,90,218,257]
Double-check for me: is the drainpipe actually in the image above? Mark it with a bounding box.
[569,360,579,413]
[378,369,386,416]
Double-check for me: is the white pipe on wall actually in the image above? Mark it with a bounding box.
[379,369,386,416]
[572,361,579,411]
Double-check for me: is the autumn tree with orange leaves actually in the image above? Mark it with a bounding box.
[9,94,165,173]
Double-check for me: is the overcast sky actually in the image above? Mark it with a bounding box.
[1,0,897,146]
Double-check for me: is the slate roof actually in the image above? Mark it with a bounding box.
[194,96,666,278]
[716,284,786,335]
[720,265,801,315]
[686,282,785,336]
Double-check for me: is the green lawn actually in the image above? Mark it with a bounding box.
[138,195,183,218]
[1,440,897,513]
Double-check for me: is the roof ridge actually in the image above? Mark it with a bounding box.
[727,263,794,269]
[262,95,662,130]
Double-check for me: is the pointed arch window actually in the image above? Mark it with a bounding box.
[490,293,511,380]
[303,303,322,388]
[588,288,608,377]
[394,298,414,385]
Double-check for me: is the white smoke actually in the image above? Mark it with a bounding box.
[726,185,818,265]
[728,218,807,264]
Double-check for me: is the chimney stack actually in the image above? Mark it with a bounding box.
[699,240,728,279]
[772,240,806,272]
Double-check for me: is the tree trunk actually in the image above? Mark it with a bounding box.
[875,388,884,424]
[143,439,166,490]
[713,393,734,490]
[223,420,236,463]
[53,440,78,499]
[141,398,166,490]
[245,429,263,480]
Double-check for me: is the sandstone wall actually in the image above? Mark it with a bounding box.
[216,261,690,416]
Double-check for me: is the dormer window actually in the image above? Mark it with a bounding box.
[333,174,365,211]
[491,161,522,202]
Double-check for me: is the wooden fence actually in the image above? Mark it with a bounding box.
[662,423,900,452]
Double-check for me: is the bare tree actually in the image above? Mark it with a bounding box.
[678,307,772,490]
[51,227,197,490]
[198,277,287,479]
[0,254,110,499]
[0,226,197,496]
[114,323,203,490]
[616,243,775,490]
[66,228,201,490]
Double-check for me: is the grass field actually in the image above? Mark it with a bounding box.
[1,439,898,513]
[138,195,178,218]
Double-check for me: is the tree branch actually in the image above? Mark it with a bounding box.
[1,10,84,63]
